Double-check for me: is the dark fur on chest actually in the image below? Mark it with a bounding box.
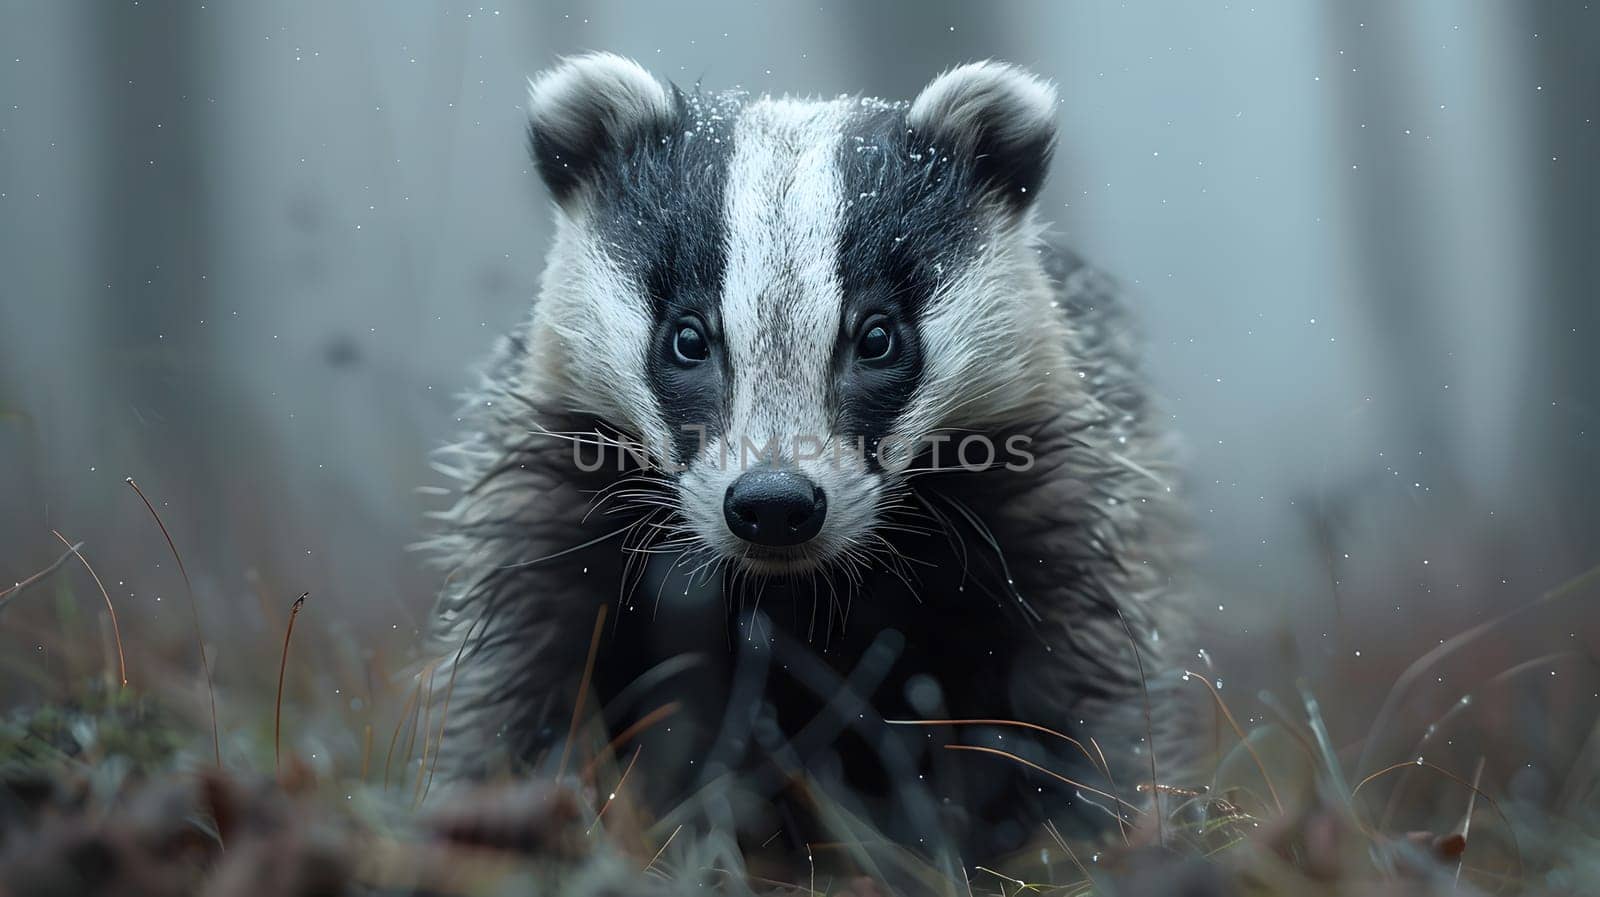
[568,428,1157,857]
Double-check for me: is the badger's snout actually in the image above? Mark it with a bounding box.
[723,470,828,546]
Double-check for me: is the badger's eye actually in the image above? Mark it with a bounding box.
[672,319,710,364]
[856,316,896,364]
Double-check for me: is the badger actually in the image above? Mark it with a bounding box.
[427,53,1190,860]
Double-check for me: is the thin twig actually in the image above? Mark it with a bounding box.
[50,531,126,687]
[274,592,309,776]
[126,477,220,767]
[0,540,84,611]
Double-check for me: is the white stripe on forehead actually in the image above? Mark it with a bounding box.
[720,98,851,447]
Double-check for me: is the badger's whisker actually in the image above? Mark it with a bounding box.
[910,489,973,588]
[496,520,639,569]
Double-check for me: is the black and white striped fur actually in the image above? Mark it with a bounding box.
[425,54,1191,859]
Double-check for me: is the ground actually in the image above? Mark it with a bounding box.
[1,526,1597,896]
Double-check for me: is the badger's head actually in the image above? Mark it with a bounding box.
[520,54,1071,576]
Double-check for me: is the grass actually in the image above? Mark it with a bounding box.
[1,486,1598,896]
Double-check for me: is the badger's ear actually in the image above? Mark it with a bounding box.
[907,61,1057,210]
[527,53,677,204]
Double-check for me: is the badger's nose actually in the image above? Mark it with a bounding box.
[723,470,827,547]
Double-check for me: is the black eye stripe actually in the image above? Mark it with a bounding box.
[588,87,732,466]
[832,102,966,460]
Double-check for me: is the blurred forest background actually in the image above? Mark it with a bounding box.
[0,0,1597,782]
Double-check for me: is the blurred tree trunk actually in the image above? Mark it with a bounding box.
[92,0,224,559]
[1516,1,1600,564]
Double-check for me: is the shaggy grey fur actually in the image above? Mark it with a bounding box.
[423,56,1193,860]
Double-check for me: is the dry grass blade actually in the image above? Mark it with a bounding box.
[402,664,436,789]
[557,603,608,781]
[1184,670,1284,814]
[1089,735,1132,843]
[587,745,642,834]
[1115,604,1163,846]
[944,744,1143,817]
[1352,758,1523,886]
[885,717,1141,827]
[885,717,1099,766]
[1379,651,1578,831]
[1357,564,1600,777]
[420,588,481,806]
[1457,756,1485,888]
[1044,817,1095,889]
[412,669,438,808]
[50,530,126,687]
[973,865,1027,892]
[126,476,221,767]
[275,591,309,776]
[385,659,437,789]
[645,823,683,874]
[580,701,682,784]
